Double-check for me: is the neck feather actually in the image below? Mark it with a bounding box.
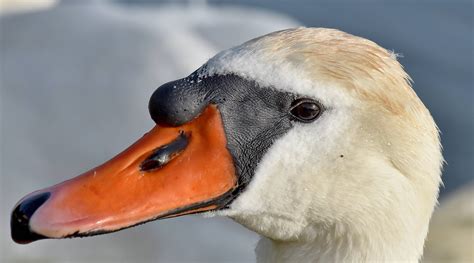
[255,226,423,263]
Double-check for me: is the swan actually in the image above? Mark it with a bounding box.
[423,183,474,262]
[10,27,443,262]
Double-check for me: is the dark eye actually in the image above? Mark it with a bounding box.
[289,98,322,122]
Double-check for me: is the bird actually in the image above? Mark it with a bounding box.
[423,183,474,262]
[10,27,443,262]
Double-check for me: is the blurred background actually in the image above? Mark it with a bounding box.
[0,0,472,262]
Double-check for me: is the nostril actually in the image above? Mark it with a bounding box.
[140,131,190,172]
[11,192,50,244]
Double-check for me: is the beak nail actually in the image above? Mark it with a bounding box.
[11,192,51,244]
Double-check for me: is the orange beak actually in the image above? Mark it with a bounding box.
[11,106,237,244]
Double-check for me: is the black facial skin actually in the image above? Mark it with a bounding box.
[149,71,298,207]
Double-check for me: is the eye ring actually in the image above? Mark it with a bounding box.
[289,98,323,123]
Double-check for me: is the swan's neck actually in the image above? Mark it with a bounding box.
[255,227,423,263]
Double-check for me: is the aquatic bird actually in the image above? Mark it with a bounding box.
[423,183,474,262]
[11,28,443,262]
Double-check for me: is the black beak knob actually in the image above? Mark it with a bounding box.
[148,75,212,127]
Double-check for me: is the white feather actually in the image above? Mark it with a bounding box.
[205,27,443,262]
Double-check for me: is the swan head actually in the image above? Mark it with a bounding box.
[11,27,442,260]
[203,28,443,258]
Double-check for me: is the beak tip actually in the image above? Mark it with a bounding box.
[11,192,51,244]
